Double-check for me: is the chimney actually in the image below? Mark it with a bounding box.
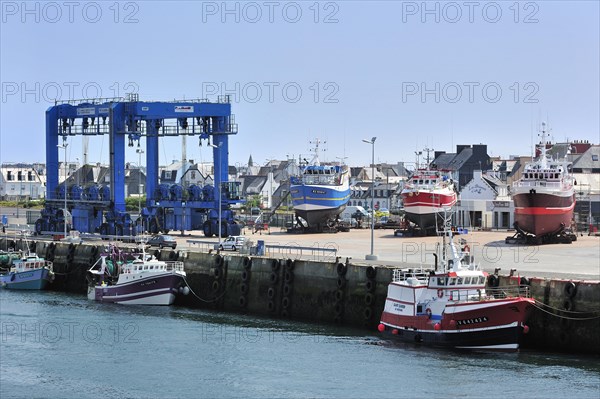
[456,145,470,154]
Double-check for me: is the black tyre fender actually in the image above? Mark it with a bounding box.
[366,279,376,293]
[564,282,577,298]
[242,256,252,270]
[241,270,250,282]
[284,271,294,284]
[336,263,347,276]
[366,266,376,280]
[365,293,374,306]
[271,259,280,271]
[285,259,295,271]
[488,275,499,287]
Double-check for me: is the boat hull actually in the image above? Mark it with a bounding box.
[290,184,350,228]
[0,268,53,290]
[513,191,575,236]
[88,273,185,305]
[380,297,534,351]
[380,322,525,351]
[401,191,457,231]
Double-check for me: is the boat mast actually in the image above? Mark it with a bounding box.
[538,122,549,169]
[309,139,323,166]
[423,147,433,168]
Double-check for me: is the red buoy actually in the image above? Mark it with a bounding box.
[523,325,530,334]
[392,329,399,335]
[434,323,441,331]
[378,323,385,332]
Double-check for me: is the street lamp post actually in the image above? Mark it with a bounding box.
[362,137,377,260]
[57,142,68,238]
[136,148,145,233]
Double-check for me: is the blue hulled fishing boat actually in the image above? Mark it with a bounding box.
[290,140,350,230]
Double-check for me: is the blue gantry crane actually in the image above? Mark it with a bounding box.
[36,94,243,237]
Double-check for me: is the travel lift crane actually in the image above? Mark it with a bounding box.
[36,94,244,238]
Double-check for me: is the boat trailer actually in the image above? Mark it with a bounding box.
[505,223,577,245]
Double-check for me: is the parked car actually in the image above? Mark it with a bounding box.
[146,234,177,249]
[217,236,245,251]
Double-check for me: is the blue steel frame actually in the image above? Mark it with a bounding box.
[43,96,239,234]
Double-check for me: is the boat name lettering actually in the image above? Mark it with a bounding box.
[392,303,406,311]
[141,280,157,286]
[311,189,326,195]
[18,272,34,278]
[175,106,194,113]
[456,316,488,326]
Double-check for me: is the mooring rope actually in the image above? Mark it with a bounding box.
[531,299,600,320]
[182,276,227,303]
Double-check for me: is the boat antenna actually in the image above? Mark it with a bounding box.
[423,147,433,167]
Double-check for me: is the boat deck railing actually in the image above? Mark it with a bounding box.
[392,268,430,283]
[164,261,184,272]
[485,285,531,299]
[513,180,564,188]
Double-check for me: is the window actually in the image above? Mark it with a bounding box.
[7,171,13,181]
[437,277,447,286]
[592,155,599,161]
[449,278,456,286]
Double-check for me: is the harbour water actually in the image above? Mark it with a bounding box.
[1,289,599,399]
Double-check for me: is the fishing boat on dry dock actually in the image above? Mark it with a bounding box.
[511,122,577,243]
[0,237,54,290]
[400,167,457,234]
[87,244,189,305]
[378,218,534,351]
[290,139,350,231]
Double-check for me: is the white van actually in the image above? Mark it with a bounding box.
[340,206,369,221]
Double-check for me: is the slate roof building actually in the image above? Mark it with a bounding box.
[432,144,491,189]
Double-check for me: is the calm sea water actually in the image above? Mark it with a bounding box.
[1,289,599,399]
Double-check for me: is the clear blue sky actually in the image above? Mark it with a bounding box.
[1,1,598,168]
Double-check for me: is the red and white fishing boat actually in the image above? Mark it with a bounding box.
[512,123,576,238]
[87,244,189,305]
[401,168,457,232]
[378,219,534,351]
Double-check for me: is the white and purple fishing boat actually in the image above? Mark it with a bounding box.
[0,250,54,290]
[86,245,189,305]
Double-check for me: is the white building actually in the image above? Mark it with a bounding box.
[0,163,46,200]
[456,170,514,229]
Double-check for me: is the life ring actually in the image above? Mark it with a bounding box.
[437,289,444,298]
[426,308,432,319]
